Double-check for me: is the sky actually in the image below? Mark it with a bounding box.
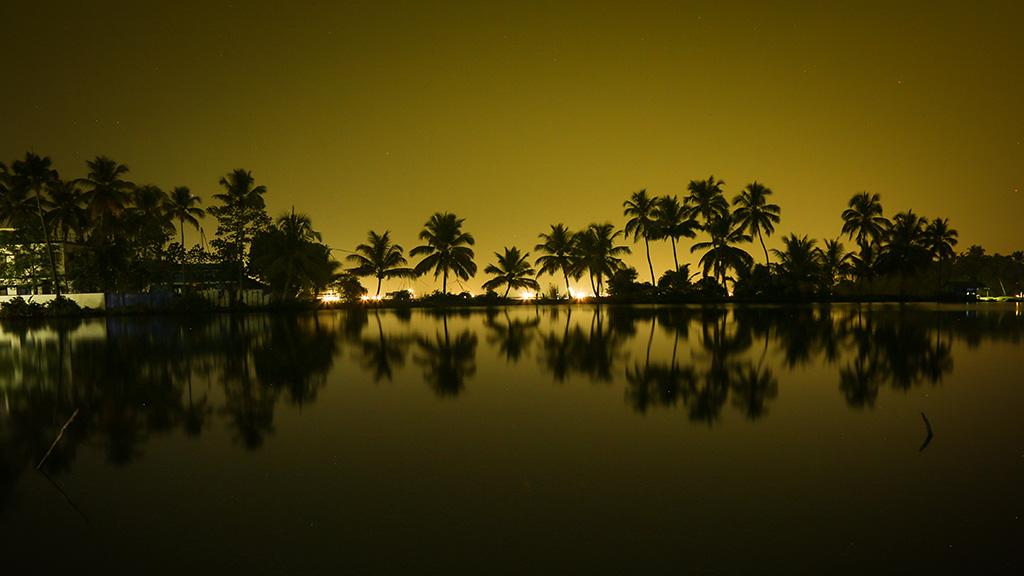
[2,0,1022,294]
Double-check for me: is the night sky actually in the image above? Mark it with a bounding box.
[3,1,1021,293]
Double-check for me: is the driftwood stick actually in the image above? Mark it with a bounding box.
[36,408,79,469]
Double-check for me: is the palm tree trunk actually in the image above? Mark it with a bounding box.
[589,272,597,298]
[562,267,571,299]
[671,238,679,273]
[33,188,61,298]
[759,230,770,265]
[644,237,655,285]
[443,268,448,295]
[503,284,511,299]
[376,276,382,297]
[180,219,187,293]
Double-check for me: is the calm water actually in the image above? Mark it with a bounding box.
[1,304,1022,573]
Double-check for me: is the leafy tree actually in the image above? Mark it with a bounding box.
[817,238,852,292]
[410,212,476,295]
[347,230,416,296]
[877,210,931,295]
[733,181,781,265]
[534,224,578,297]
[482,246,540,298]
[208,169,271,295]
[623,189,660,285]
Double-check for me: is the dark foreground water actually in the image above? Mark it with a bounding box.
[1,304,1021,574]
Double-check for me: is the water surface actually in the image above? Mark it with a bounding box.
[1,305,1021,573]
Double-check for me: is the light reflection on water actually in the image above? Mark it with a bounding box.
[1,304,1022,573]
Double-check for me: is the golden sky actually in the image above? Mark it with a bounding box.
[3,0,1021,293]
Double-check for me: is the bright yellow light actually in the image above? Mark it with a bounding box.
[358,294,382,303]
[520,291,535,301]
[319,292,341,303]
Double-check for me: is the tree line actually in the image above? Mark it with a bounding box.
[2,151,1021,302]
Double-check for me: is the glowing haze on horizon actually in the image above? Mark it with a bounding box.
[2,0,1021,294]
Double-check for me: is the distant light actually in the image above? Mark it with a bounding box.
[359,294,382,303]
[320,292,341,303]
[519,291,535,301]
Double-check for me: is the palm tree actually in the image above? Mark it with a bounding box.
[572,223,630,297]
[690,212,752,288]
[535,224,578,298]
[482,246,540,298]
[623,189,660,285]
[772,234,820,294]
[346,230,416,296]
[654,195,697,272]
[924,217,958,288]
[733,181,781,265]
[11,153,62,297]
[841,192,890,255]
[877,210,930,295]
[165,186,205,289]
[817,238,852,291]
[78,155,134,238]
[249,210,332,299]
[684,175,729,228]
[410,212,476,295]
[210,169,270,293]
[46,178,88,292]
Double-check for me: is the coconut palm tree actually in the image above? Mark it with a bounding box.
[924,217,958,288]
[772,234,820,294]
[733,181,781,265]
[841,192,890,255]
[10,152,62,296]
[411,212,476,295]
[877,210,930,296]
[78,155,134,238]
[534,224,578,298]
[346,230,416,296]
[684,175,729,229]
[210,169,271,295]
[165,186,205,289]
[817,238,852,292]
[482,246,540,298]
[248,210,334,299]
[46,178,88,291]
[654,195,697,273]
[623,189,660,285]
[690,212,752,288]
[572,223,630,297]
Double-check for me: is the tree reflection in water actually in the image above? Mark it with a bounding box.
[0,304,1020,504]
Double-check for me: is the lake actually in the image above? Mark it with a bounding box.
[1,304,1022,574]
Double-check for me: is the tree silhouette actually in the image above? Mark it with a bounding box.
[690,212,752,287]
[841,192,890,256]
[165,186,205,289]
[924,217,958,288]
[11,153,62,296]
[653,195,697,273]
[482,246,540,298]
[684,175,729,228]
[534,224,578,297]
[347,230,416,296]
[571,223,630,297]
[411,212,476,295]
[733,181,781,265]
[208,169,271,297]
[772,234,820,295]
[78,155,134,240]
[623,189,660,285]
